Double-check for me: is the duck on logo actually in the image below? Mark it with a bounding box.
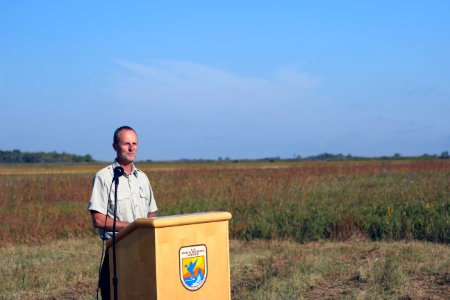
[179,244,208,291]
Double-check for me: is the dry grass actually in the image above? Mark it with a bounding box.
[230,239,450,299]
[0,236,101,299]
[0,160,448,298]
[1,237,448,299]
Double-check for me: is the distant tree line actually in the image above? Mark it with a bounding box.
[0,150,95,163]
[1,149,448,164]
[259,151,449,162]
[142,151,449,164]
[298,151,449,161]
[223,151,449,163]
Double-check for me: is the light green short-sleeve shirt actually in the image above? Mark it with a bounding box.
[87,161,158,239]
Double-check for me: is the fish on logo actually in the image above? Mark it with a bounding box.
[179,245,208,291]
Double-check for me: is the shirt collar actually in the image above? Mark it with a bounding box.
[113,160,138,177]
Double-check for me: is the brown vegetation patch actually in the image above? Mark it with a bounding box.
[306,272,450,299]
[231,254,291,296]
[402,272,450,300]
[30,278,97,300]
[305,273,369,299]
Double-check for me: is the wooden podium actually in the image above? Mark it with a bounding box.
[106,211,232,299]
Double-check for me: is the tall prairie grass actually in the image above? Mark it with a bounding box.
[0,160,449,299]
[0,160,448,246]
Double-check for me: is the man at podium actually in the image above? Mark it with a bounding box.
[87,126,158,299]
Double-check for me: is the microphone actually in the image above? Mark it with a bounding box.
[113,166,124,179]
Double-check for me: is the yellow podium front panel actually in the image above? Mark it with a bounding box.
[107,211,232,299]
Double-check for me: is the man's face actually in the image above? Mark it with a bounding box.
[113,129,138,165]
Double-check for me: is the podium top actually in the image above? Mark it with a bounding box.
[140,211,232,228]
[106,211,232,247]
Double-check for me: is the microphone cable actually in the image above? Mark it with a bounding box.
[95,175,116,300]
[96,238,106,300]
[112,166,124,300]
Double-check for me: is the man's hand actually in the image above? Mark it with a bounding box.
[90,211,130,231]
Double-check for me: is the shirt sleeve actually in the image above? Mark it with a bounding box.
[148,183,158,213]
[87,174,109,215]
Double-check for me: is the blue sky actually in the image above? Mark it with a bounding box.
[1,1,449,161]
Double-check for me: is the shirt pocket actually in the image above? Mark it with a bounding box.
[139,186,149,200]
[109,189,130,217]
[138,186,150,212]
[117,192,131,216]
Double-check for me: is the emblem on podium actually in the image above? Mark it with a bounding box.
[179,244,208,291]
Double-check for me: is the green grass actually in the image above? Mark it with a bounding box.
[1,237,448,299]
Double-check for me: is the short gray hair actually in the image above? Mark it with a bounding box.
[113,126,136,144]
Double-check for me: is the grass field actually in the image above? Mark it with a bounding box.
[0,160,449,298]
[1,237,449,299]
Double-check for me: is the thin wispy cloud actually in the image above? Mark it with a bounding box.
[107,59,324,159]
[113,59,321,107]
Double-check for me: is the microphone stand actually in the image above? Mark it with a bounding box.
[112,166,123,300]
[112,176,119,300]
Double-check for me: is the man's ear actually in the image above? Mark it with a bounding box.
[112,143,118,151]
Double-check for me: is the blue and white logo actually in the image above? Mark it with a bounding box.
[179,245,208,291]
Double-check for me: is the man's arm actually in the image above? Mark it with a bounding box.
[90,211,131,232]
[147,212,157,218]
